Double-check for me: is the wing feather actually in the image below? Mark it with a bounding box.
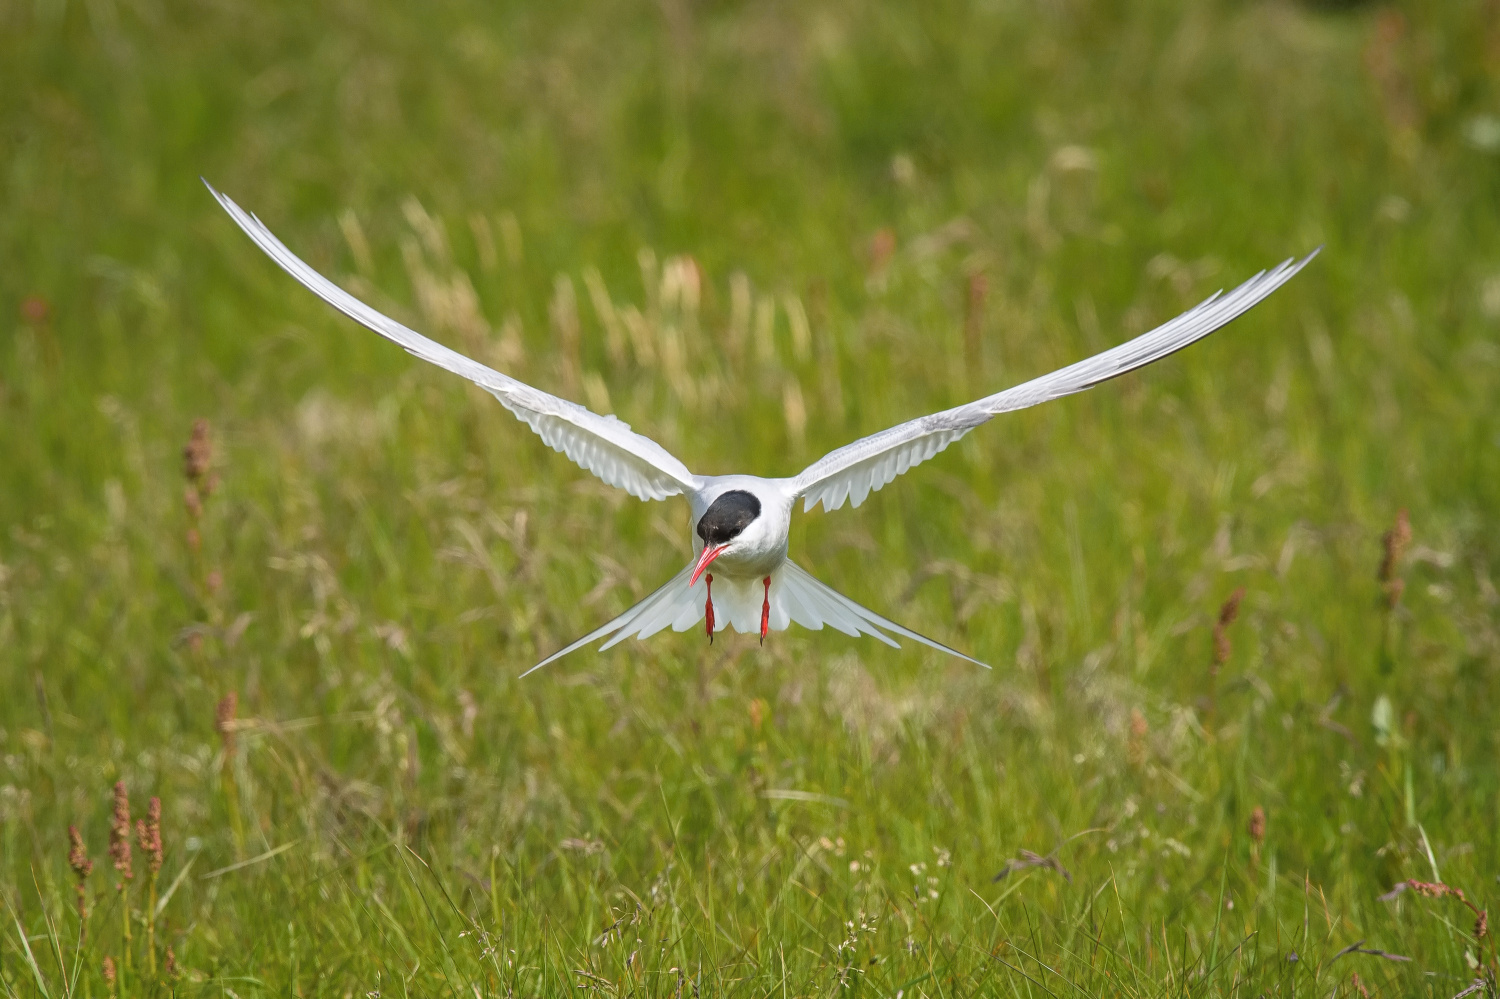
[522,559,988,673]
[522,565,700,675]
[777,562,987,665]
[207,182,700,502]
[793,249,1319,512]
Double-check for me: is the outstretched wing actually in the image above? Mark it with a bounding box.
[522,559,987,675]
[207,182,701,502]
[792,249,1319,513]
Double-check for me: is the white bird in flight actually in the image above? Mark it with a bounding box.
[207,181,1316,673]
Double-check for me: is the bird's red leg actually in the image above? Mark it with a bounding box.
[705,574,715,643]
[760,576,771,645]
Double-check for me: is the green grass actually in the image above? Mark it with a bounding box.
[3,0,1500,994]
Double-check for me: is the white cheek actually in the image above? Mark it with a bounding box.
[744,522,779,557]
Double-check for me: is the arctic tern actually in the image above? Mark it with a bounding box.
[207,181,1316,673]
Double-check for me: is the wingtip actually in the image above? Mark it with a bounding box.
[202,180,243,221]
[888,629,990,669]
[518,657,556,679]
[946,646,992,669]
[1280,246,1321,274]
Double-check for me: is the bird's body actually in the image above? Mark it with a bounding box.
[208,181,1316,673]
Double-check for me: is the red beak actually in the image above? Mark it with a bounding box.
[690,543,728,586]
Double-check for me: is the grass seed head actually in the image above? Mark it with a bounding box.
[137,796,163,876]
[1128,708,1149,765]
[868,228,897,275]
[1217,587,1245,628]
[166,946,179,979]
[68,824,93,919]
[1409,878,1462,900]
[108,782,133,883]
[102,956,117,991]
[1379,508,1411,582]
[216,691,238,757]
[1379,509,1412,607]
[183,418,213,484]
[1249,805,1266,843]
[1212,587,1246,671]
[68,824,93,879]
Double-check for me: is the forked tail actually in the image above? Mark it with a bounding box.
[523,560,988,675]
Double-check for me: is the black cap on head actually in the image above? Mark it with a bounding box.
[696,490,761,545]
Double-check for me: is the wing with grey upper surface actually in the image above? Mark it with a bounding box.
[207,181,702,502]
[791,249,1319,513]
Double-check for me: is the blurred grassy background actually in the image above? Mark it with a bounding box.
[2,0,1499,994]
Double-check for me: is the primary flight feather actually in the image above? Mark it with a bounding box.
[208,180,1317,672]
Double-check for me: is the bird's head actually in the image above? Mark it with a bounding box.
[690,489,764,584]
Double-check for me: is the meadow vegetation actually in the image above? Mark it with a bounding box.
[2,0,1499,994]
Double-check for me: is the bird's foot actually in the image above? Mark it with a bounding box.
[760,575,770,644]
[705,574,715,643]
